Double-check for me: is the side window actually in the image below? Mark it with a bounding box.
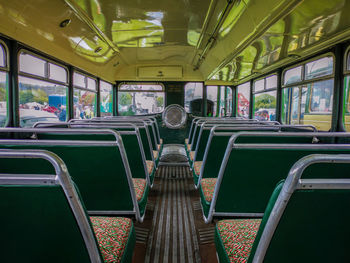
[207,86,218,117]
[184,82,203,115]
[19,51,68,127]
[73,72,97,119]
[118,83,165,115]
[226,87,233,117]
[0,43,8,127]
[283,55,334,131]
[344,49,350,131]
[253,75,277,121]
[236,82,250,118]
[219,86,226,117]
[100,80,113,117]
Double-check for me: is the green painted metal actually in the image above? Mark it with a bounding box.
[37,132,147,179]
[214,147,350,216]
[200,131,314,180]
[0,185,96,262]
[0,144,138,214]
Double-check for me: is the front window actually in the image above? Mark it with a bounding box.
[118,83,165,115]
[19,51,68,127]
[184,82,203,115]
[100,80,113,117]
[207,86,218,117]
[73,72,97,119]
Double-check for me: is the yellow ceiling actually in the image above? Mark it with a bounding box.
[0,0,349,83]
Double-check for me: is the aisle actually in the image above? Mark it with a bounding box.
[133,165,217,263]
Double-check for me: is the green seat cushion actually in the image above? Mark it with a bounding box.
[91,216,133,263]
[216,219,261,263]
[132,178,146,201]
[201,178,217,202]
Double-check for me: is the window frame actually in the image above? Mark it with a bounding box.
[73,71,97,92]
[18,49,69,86]
[117,82,165,115]
[0,40,9,127]
[253,73,278,95]
[118,82,165,92]
[184,82,204,114]
[99,79,114,116]
[253,74,278,116]
[18,49,69,126]
[282,53,335,89]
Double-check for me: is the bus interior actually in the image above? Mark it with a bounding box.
[1,0,350,262]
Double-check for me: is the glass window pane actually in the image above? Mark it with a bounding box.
[87,77,97,91]
[347,52,350,71]
[49,63,67,83]
[284,66,302,85]
[0,71,8,127]
[310,79,333,113]
[0,44,6,68]
[226,87,232,117]
[73,89,96,119]
[344,76,350,130]
[254,79,264,92]
[184,82,203,114]
[207,86,218,117]
[253,90,277,121]
[19,53,46,77]
[290,88,300,124]
[118,91,165,116]
[73,72,86,88]
[266,75,277,90]
[281,88,290,124]
[219,86,226,117]
[237,82,250,118]
[100,81,113,117]
[305,56,333,80]
[302,79,333,131]
[119,84,163,91]
[19,76,67,127]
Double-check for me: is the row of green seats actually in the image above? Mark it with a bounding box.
[193,124,316,185]
[0,149,136,263]
[0,127,149,222]
[200,131,350,223]
[215,153,350,263]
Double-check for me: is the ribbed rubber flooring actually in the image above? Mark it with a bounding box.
[145,166,200,263]
[133,165,217,263]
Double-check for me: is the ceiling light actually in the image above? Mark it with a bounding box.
[59,19,71,28]
[94,46,102,53]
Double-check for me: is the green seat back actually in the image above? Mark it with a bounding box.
[38,131,146,179]
[247,162,350,262]
[0,156,97,262]
[0,143,134,212]
[216,148,350,215]
[202,131,312,180]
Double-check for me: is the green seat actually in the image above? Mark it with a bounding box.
[193,125,282,184]
[201,131,350,223]
[215,154,350,263]
[0,128,148,222]
[44,124,154,185]
[0,149,135,263]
